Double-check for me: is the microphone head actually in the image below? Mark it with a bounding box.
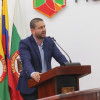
[48,36,56,41]
[47,36,51,38]
[61,62,81,66]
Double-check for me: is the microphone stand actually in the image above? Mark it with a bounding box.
[50,37,72,63]
[49,36,81,66]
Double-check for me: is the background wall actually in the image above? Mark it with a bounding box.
[1,0,100,90]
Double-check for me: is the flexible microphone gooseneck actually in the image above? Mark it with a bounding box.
[48,36,81,66]
[48,36,72,63]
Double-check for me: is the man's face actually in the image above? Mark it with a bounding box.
[32,21,46,39]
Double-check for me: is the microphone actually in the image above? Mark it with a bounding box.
[48,36,72,63]
[48,36,81,66]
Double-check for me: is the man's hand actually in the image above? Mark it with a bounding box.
[31,72,41,82]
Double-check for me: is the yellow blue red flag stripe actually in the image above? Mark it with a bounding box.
[2,0,10,59]
[0,0,7,83]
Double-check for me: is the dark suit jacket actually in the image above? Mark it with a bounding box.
[17,35,68,94]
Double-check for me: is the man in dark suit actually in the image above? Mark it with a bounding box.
[17,18,68,100]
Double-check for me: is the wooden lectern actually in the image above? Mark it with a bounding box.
[28,65,91,99]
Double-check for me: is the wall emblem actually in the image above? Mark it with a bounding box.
[33,0,66,17]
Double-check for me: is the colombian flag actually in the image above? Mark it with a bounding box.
[0,0,10,100]
[1,0,23,100]
[0,0,18,100]
[0,10,10,100]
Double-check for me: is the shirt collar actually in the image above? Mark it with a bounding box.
[33,36,44,47]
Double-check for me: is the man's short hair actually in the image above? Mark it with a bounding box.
[30,18,43,29]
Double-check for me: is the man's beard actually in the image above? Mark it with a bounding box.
[36,32,46,39]
[36,36,44,39]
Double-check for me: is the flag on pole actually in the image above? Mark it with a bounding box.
[0,0,19,100]
[10,0,30,99]
[0,0,10,100]
[10,0,30,78]
[0,20,10,100]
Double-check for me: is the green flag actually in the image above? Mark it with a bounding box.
[0,76,10,100]
[10,0,30,78]
[10,0,30,100]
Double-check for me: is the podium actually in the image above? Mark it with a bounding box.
[28,65,91,99]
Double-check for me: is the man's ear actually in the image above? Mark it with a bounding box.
[30,28,35,34]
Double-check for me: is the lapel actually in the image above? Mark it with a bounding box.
[29,35,42,65]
